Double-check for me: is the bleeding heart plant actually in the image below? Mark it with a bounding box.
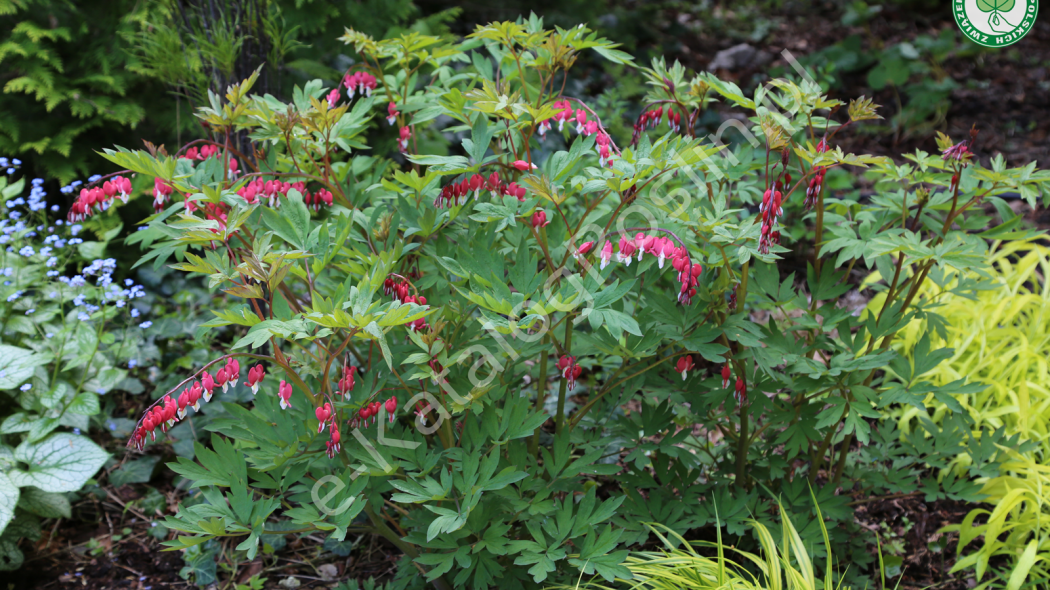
[98,16,1050,590]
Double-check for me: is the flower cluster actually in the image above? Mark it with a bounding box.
[541,100,576,134]
[735,377,747,405]
[186,200,235,244]
[326,424,342,458]
[589,232,702,305]
[718,364,746,405]
[236,178,332,211]
[942,140,971,162]
[537,99,579,135]
[4,176,155,336]
[183,145,240,179]
[557,355,583,390]
[539,101,613,166]
[383,277,429,331]
[350,396,398,428]
[131,359,258,450]
[1,157,22,175]
[942,132,976,195]
[337,361,356,400]
[183,144,220,161]
[434,171,527,209]
[68,176,133,221]
[805,138,829,209]
[758,185,784,255]
[630,105,682,146]
[344,71,378,99]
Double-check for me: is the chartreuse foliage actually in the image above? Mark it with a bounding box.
[945,451,1050,590]
[93,14,1050,589]
[869,239,1050,590]
[874,239,1050,463]
[554,499,849,590]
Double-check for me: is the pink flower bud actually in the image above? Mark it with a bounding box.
[278,380,293,410]
[398,126,412,152]
[676,355,694,381]
[617,235,637,265]
[531,210,549,228]
[600,241,613,270]
[215,367,228,395]
[201,371,215,403]
[316,403,333,433]
[245,364,265,395]
[177,390,189,419]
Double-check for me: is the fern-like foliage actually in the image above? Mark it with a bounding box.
[0,0,455,183]
[0,0,194,182]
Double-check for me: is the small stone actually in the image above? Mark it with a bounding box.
[708,43,772,71]
[318,563,338,581]
[279,577,301,589]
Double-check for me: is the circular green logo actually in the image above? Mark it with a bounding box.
[954,0,1038,47]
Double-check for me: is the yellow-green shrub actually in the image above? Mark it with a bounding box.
[550,502,854,590]
[867,239,1050,463]
[943,451,1049,590]
[866,239,1050,589]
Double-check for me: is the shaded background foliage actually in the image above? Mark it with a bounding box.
[4,0,1048,184]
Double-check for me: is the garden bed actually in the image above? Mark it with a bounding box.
[4,1,1049,589]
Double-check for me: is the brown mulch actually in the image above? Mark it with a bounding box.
[854,495,977,590]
